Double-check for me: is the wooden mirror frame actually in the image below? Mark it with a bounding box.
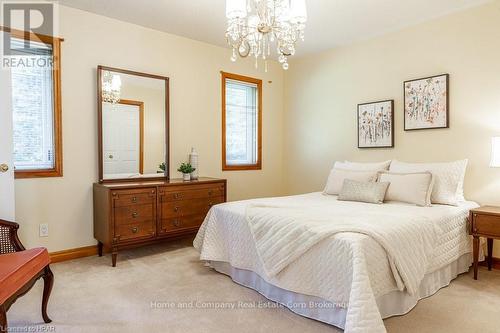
[97,65,170,183]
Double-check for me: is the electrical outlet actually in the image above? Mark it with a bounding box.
[39,223,49,237]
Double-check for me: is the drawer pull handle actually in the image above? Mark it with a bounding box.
[173,193,180,199]
[131,227,138,233]
[208,202,213,207]
[172,219,180,227]
[132,212,138,218]
[151,190,155,194]
[174,206,179,212]
[132,197,137,203]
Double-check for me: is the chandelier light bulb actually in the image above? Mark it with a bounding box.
[226,0,247,19]
[290,0,307,23]
[111,75,121,90]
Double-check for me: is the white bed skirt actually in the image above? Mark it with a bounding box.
[209,253,472,330]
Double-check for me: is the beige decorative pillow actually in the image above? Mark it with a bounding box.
[324,168,379,195]
[389,160,467,206]
[338,179,390,204]
[378,171,434,207]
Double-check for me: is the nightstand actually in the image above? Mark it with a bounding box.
[469,206,500,280]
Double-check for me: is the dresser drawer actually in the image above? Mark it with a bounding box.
[159,196,224,219]
[112,189,156,207]
[114,204,155,225]
[160,184,224,202]
[473,214,500,237]
[115,221,155,242]
[160,214,205,234]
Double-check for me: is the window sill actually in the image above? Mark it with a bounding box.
[222,164,262,171]
[15,168,63,179]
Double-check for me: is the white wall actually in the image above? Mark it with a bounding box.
[284,2,500,255]
[14,6,285,252]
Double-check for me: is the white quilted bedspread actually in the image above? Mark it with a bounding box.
[194,193,478,333]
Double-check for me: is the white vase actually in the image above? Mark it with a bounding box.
[183,173,191,181]
[189,147,199,180]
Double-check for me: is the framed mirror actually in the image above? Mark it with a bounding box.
[97,66,169,183]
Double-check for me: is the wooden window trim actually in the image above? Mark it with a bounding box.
[221,71,262,171]
[2,27,64,179]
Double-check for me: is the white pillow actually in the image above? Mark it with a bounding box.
[378,171,434,206]
[324,168,378,195]
[338,160,391,171]
[389,160,468,206]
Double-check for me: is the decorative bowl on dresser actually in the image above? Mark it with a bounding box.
[93,178,226,266]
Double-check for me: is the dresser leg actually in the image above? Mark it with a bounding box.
[487,238,493,271]
[98,242,103,257]
[473,236,479,280]
[111,253,117,267]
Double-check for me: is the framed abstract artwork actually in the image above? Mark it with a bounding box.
[404,74,449,130]
[357,100,394,148]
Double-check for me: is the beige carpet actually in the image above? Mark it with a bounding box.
[7,239,500,333]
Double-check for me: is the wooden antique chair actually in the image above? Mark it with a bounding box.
[0,219,54,332]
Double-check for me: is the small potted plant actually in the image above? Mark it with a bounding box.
[158,162,166,174]
[177,162,195,181]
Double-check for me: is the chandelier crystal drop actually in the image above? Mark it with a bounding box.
[225,0,307,70]
[102,71,122,104]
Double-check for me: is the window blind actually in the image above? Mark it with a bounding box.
[10,38,55,171]
[225,79,258,165]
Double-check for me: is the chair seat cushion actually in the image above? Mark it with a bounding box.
[0,248,50,304]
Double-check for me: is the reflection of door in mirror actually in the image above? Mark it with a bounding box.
[103,100,144,178]
[98,66,169,182]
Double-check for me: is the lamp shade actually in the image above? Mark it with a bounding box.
[490,137,500,167]
[290,0,307,23]
[226,0,247,19]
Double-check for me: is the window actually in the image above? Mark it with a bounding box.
[221,72,262,171]
[6,29,63,178]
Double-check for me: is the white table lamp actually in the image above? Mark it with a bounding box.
[490,137,500,167]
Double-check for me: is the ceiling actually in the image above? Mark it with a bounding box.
[59,0,491,57]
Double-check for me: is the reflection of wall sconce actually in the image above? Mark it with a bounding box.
[490,137,500,167]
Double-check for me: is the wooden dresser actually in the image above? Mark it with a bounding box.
[93,177,226,266]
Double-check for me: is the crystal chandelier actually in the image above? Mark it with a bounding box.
[225,0,307,70]
[102,71,122,104]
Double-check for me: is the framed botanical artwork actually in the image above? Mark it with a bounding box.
[357,100,394,148]
[404,74,449,130]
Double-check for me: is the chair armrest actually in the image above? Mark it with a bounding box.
[0,219,26,253]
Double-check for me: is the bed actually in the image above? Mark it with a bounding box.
[194,192,481,333]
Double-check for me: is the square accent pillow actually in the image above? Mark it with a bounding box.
[338,179,390,204]
[378,171,434,206]
[323,168,378,195]
[389,160,467,206]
